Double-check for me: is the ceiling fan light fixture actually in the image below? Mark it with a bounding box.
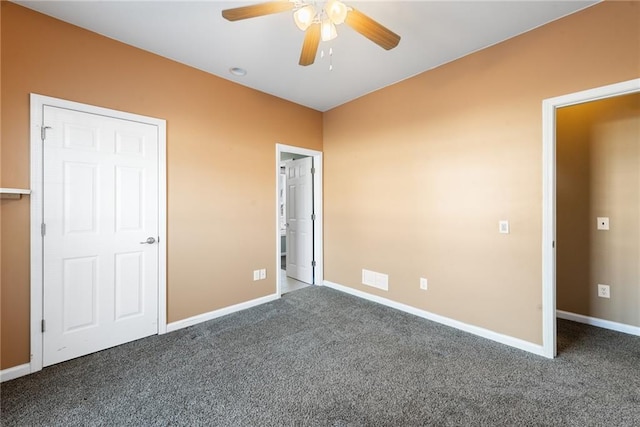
[325,0,348,25]
[320,19,337,42]
[293,4,316,31]
[221,1,400,67]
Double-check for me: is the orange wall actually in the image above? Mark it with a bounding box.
[557,94,639,326]
[323,1,639,344]
[0,2,322,369]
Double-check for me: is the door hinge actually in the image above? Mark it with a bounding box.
[41,319,46,333]
[311,213,316,221]
[311,260,316,267]
[311,167,315,175]
[552,241,555,248]
[41,223,46,237]
[41,126,52,141]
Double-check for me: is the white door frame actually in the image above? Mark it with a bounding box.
[541,78,640,359]
[29,94,168,373]
[275,144,323,295]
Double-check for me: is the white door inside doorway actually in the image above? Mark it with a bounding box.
[285,157,314,284]
[41,105,160,366]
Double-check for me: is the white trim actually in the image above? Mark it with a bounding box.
[30,95,44,372]
[323,280,545,357]
[166,293,279,333]
[541,79,640,359]
[29,94,168,374]
[541,91,557,359]
[0,363,32,383]
[557,310,640,337]
[157,121,168,335]
[275,144,323,297]
[0,188,31,194]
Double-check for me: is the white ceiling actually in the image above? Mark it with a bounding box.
[15,1,598,112]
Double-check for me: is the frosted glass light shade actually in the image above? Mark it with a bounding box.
[294,5,316,31]
[325,0,348,25]
[321,19,337,41]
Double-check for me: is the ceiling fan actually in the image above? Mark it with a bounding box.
[222,0,401,66]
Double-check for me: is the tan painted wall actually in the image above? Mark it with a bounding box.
[2,1,639,372]
[323,1,639,345]
[0,2,322,369]
[557,94,639,327]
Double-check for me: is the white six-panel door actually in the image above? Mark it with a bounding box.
[42,105,159,366]
[286,157,314,284]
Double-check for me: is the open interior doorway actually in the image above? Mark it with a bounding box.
[276,144,323,296]
[541,78,639,358]
[555,92,640,354]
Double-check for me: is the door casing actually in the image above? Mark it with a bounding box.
[541,78,640,359]
[29,94,168,373]
[276,144,323,295]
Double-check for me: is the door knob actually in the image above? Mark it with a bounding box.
[140,237,156,244]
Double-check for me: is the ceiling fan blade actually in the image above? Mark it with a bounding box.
[344,8,401,50]
[299,23,321,66]
[222,1,294,21]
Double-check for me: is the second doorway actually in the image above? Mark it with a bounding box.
[277,145,323,295]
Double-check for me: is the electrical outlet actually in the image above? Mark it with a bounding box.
[597,284,610,298]
[260,269,266,280]
[420,278,428,290]
[499,220,510,234]
[253,270,260,281]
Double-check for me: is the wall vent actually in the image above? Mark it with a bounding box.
[362,269,389,291]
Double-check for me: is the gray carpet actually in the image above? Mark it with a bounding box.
[1,286,639,426]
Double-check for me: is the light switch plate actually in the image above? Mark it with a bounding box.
[499,220,510,234]
[597,217,609,230]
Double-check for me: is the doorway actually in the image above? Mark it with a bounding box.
[541,78,640,358]
[276,144,323,295]
[556,94,640,338]
[30,94,167,372]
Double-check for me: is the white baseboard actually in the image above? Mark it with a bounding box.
[323,280,545,357]
[166,293,280,333]
[1,363,31,383]
[557,310,640,336]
